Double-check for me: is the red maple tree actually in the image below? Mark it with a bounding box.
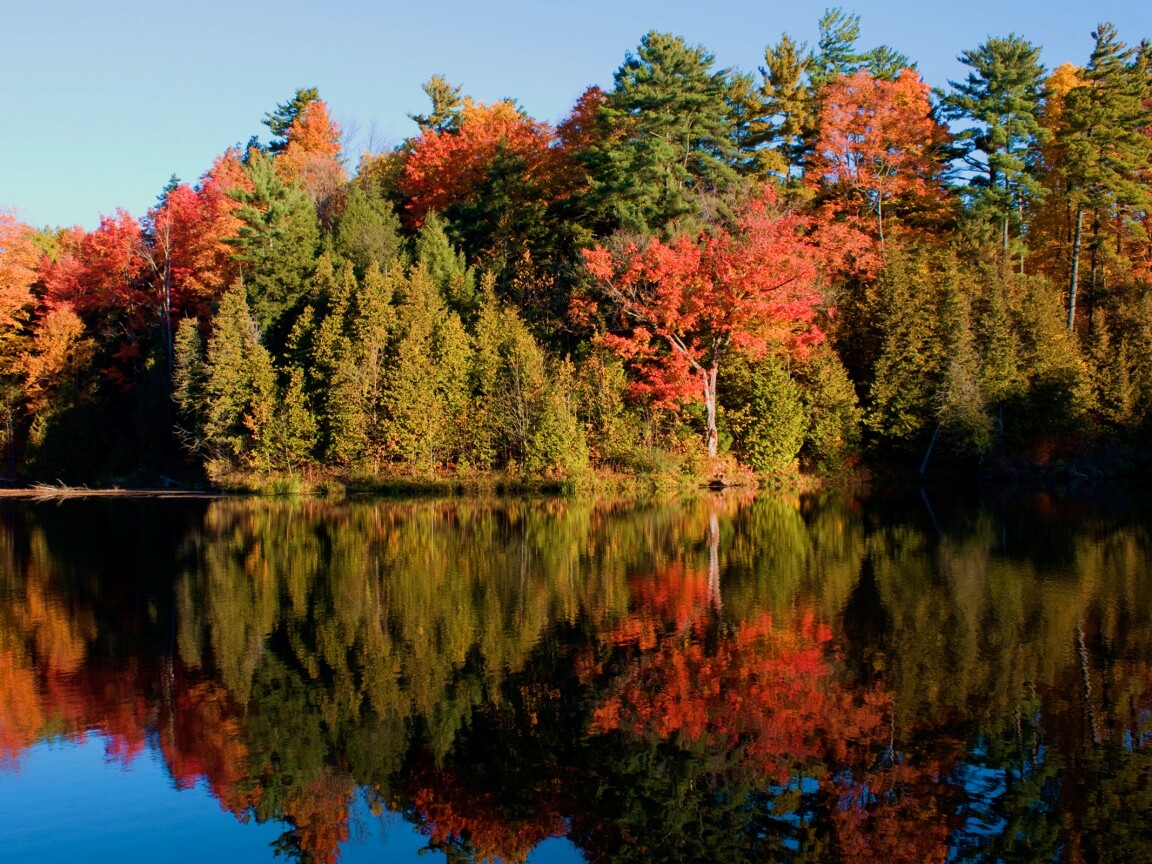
[581,189,824,457]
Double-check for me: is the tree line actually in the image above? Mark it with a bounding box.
[0,10,1150,485]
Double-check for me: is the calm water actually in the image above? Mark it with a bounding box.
[2,490,1151,863]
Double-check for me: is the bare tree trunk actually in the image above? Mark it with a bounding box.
[703,366,718,458]
[1068,205,1084,331]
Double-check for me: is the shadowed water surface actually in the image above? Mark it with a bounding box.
[1,490,1151,862]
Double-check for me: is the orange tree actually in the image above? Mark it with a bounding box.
[580,189,824,458]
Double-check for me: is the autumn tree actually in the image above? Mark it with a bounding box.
[0,211,37,469]
[809,69,949,245]
[267,89,346,217]
[400,97,566,278]
[582,189,822,457]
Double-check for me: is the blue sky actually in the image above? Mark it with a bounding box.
[2,0,1148,229]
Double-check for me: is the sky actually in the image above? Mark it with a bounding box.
[2,0,1148,229]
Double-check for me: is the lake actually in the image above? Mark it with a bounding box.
[1,489,1150,863]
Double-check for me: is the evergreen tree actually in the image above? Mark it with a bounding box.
[940,35,1050,256]
[172,316,207,455]
[310,262,366,464]
[414,213,477,319]
[227,151,321,338]
[937,280,992,454]
[721,354,807,473]
[757,33,815,180]
[352,262,398,469]
[1011,275,1093,439]
[334,184,403,275]
[586,31,739,234]
[865,248,946,452]
[434,311,473,467]
[264,87,321,155]
[808,8,864,89]
[201,285,280,473]
[269,366,318,470]
[466,281,503,470]
[795,344,863,474]
[976,269,1023,445]
[382,267,445,474]
[408,75,464,133]
[1059,23,1152,330]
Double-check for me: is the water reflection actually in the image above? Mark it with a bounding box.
[1,491,1151,862]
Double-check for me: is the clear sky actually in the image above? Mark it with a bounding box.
[2,0,1148,229]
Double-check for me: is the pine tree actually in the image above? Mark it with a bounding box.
[227,151,321,338]
[1059,23,1152,330]
[264,87,321,154]
[586,31,739,234]
[408,75,464,133]
[940,35,1050,256]
[808,8,865,89]
[757,33,814,180]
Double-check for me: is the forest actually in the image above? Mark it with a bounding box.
[0,10,1150,487]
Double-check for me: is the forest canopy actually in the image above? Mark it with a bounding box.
[1,11,1150,486]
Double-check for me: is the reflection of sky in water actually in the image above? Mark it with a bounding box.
[0,735,583,863]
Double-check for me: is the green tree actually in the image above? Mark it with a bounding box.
[808,7,864,90]
[408,75,464,133]
[937,280,992,455]
[382,267,446,474]
[268,366,318,470]
[227,151,321,338]
[352,262,398,469]
[796,344,862,474]
[334,184,402,275]
[264,87,321,154]
[864,248,946,452]
[586,31,739,234]
[414,213,477,319]
[940,35,1050,257]
[201,285,280,474]
[757,33,815,180]
[172,317,208,456]
[1059,23,1152,330]
[721,354,807,473]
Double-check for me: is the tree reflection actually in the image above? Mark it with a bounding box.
[1,492,1152,862]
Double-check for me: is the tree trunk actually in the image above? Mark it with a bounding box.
[1068,205,1084,331]
[703,366,718,458]
[877,194,884,248]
